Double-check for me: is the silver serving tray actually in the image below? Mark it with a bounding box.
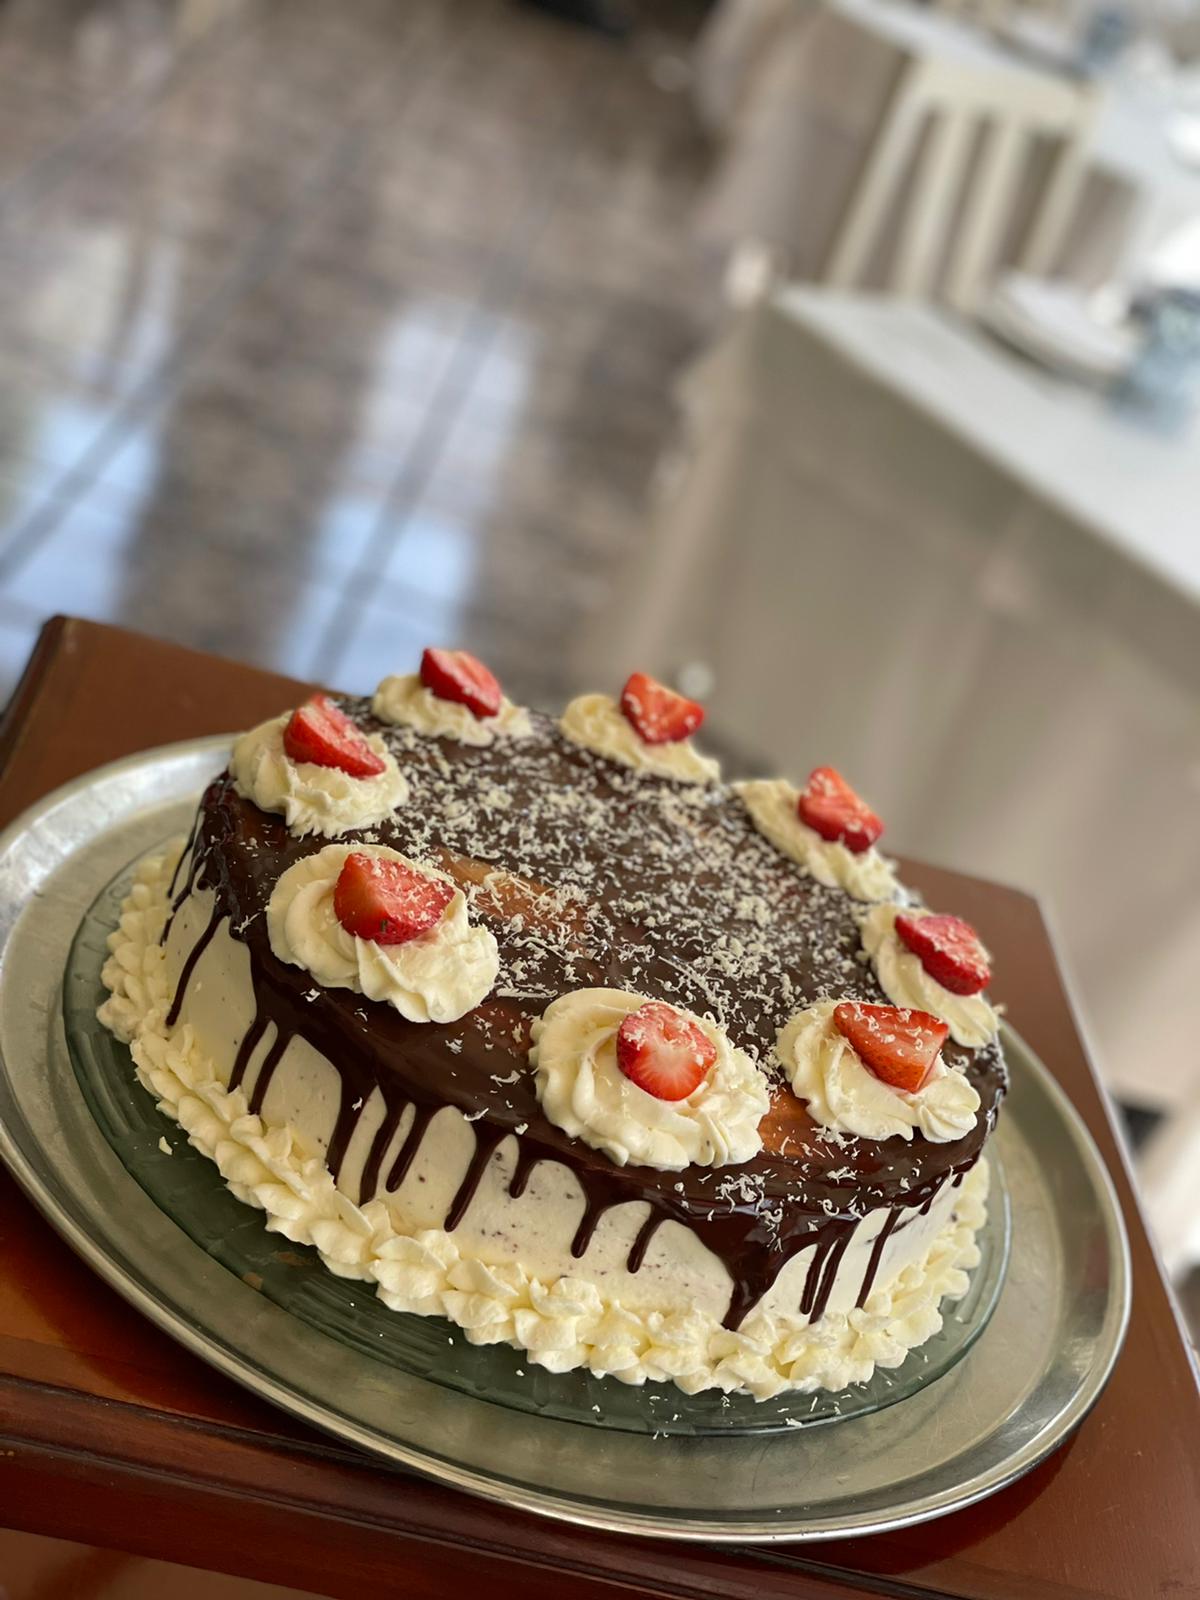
[0,738,1132,1542]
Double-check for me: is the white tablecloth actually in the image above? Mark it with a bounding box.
[575,291,1200,1109]
[695,0,1200,289]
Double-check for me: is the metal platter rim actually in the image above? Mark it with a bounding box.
[0,738,1132,1542]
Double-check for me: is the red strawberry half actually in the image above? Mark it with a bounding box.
[615,1000,717,1101]
[619,671,705,746]
[333,852,454,945]
[797,766,883,854]
[283,695,386,778]
[833,1002,948,1094]
[420,647,502,719]
[895,912,991,996]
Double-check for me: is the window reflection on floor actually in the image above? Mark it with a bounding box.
[0,0,713,709]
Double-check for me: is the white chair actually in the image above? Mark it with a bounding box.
[825,51,1099,312]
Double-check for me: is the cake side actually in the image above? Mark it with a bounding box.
[101,840,990,1397]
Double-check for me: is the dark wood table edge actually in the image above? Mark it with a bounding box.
[1023,893,1200,1374]
[1,1375,958,1600]
[0,614,67,770]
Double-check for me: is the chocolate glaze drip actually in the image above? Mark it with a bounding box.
[326,1078,367,1186]
[800,1226,854,1323]
[248,1029,288,1117]
[386,1103,434,1194]
[162,704,1007,1329]
[229,1014,269,1095]
[163,833,206,947]
[166,902,219,1028]
[167,817,198,899]
[508,1147,541,1201]
[360,1100,405,1205]
[627,1211,666,1274]
[571,1192,610,1260]
[446,1125,507,1232]
[856,1206,902,1309]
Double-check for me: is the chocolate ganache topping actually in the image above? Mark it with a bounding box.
[165,699,1007,1329]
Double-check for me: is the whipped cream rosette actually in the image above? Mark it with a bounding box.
[530,989,769,1170]
[777,1000,980,1143]
[231,703,406,838]
[860,904,999,1049]
[373,655,532,747]
[560,672,719,783]
[735,777,899,902]
[267,843,498,1023]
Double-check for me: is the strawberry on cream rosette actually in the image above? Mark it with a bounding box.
[776,1000,979,1143]
[267,844,498,1023]
[231,694,407,838]
[530,990,768,1170]
[860,904,999,1049]
[736,765,899,902]
[560,672,719,784]
[373,647,533,747]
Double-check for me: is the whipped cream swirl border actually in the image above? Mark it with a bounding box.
[530,988,769,1170]
[559,694,720,784]
[267,843,498,1023]
[859,905,1000,1049]
[735,778,899,903]
[777,1000,981,1143]
[231,712,407,838]
[98,844,991,1400]
[372,673,533,747]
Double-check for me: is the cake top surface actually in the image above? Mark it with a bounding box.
[190,698,1006,1286]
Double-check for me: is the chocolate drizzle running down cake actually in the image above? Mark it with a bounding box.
[100,693,1006,1398]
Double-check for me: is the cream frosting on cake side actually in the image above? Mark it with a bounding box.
[99,842,991,1399]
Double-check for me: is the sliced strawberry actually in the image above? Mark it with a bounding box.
[797,766,883,854]
[283,695,386,778]
[333,852,454,945]
[615,1000,716,1101]
[419,647,502,719]
[833,1002,948,1094]
[895,912,991,996]
[619,671,705,746]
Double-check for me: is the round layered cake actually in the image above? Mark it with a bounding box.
[99,660,1006,1399]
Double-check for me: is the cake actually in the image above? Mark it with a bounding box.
[98,650,1006,1400]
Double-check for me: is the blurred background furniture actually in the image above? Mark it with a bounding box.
[576,287,1200,1137]
[697,0,1200,297]
[823,33,1096,308]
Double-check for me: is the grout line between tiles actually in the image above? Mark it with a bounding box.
[0,1,482,592]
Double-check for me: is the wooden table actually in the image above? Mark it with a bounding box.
[1,617,1197,1600]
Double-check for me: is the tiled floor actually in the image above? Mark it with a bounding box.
[0,0,714,708]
